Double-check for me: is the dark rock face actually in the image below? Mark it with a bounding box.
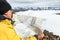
[42,30,60,40]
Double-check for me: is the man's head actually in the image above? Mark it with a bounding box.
[0,0,13,18]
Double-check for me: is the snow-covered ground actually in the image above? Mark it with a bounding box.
[14,10,60,36]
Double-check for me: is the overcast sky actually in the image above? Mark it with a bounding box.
[7,0,60,3]
[7,0,60,9]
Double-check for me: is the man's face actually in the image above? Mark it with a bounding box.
[4,10,13,19]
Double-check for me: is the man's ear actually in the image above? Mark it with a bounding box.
[3,12,7,17]
[3,13,7,15]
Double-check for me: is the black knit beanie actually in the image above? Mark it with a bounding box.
[0,0,12,15]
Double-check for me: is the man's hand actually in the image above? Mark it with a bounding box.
[38,33,44,40]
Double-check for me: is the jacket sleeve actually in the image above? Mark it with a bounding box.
[0,30,8,40]
[0,29,38,40]
[23,35,38,40]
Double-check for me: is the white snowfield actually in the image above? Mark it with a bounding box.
[14,23,36,38]
[14,10,60,37]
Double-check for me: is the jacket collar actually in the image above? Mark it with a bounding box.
[0,15,7,20]
[0,15,15,25]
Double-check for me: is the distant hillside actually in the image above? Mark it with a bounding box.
[13,6,60,12]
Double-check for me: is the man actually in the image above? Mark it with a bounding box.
[0,0,44,40]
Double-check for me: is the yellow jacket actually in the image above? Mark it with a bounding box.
[0,19,37,40]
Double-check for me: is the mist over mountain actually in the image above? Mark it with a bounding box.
[7,0,60,10]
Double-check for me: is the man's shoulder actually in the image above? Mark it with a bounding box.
[0,23,8,29]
